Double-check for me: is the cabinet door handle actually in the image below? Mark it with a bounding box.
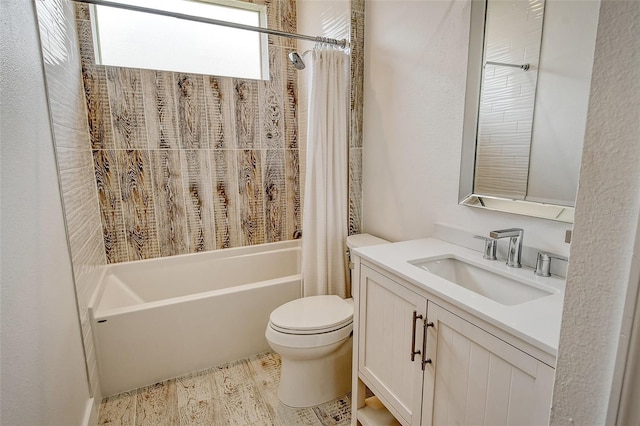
[422,320,434,370]
[411,310,423,361]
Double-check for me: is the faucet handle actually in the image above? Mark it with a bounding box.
[474,235,498,260]
[534,251,568,277]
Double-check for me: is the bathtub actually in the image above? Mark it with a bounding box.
[90,240,301,396]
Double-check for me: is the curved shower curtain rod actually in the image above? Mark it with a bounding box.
[71,0,350,49]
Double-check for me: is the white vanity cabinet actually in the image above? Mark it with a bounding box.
[357,265,427,425]
[353,262,555,426]
[423,302,555,426]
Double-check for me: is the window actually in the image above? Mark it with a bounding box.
[91,0,269,80]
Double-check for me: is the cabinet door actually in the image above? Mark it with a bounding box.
[359,266,427,426]
[422,302,555,426]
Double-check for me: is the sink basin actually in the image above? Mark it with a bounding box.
[409,256,554,305]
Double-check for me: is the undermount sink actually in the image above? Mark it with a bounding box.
[409,256,555,306]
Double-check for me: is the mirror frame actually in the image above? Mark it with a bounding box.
[459,0,575,223]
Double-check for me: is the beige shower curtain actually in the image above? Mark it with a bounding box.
[301,49,350,298]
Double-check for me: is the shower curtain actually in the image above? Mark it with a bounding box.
[301,49,350,298]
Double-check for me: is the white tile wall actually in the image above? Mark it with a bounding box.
[35,0,107,404]
[474,0,545,199]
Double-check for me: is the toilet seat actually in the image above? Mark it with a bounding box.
[266,320,352,349]
[269,295,353,335]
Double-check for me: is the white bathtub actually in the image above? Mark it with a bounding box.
[90,240,301,396]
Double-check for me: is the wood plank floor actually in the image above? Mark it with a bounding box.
[98,352,351,425]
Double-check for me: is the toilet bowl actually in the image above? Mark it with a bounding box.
[265,234,389,408]
[266,295,353,407]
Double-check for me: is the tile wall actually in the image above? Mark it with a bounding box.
[76,0,306,263]
[349,0,365,236]
[474,0,545,199]
[34,0,106,400]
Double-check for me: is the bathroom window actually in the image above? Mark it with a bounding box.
[91,0,269,80]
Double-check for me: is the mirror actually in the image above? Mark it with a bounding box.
[459,0,600,223]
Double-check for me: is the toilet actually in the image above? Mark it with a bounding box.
[265,233,389,408]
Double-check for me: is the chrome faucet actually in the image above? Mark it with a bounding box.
[489,228,524,268]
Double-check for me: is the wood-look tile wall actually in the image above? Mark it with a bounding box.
[75,0,307,263]
[75,0,364,263]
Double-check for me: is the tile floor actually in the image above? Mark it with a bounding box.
[98,352,352,425]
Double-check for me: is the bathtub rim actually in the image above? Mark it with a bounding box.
[90,274,301,319]
[88,239,302,318]
[104,239,300,270]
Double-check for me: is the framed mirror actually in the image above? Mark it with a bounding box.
[459,0,600,223]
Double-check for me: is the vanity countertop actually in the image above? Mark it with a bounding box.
[353,238,565,358]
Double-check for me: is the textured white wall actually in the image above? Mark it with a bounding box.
[551,0,640,423]
[362,0,571,256]
[0,1,93,425]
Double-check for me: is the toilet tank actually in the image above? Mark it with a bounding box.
[346,234,389,297]
[346,233,389,272]
[346,233,389,250]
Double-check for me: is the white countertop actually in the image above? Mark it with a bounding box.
[353,238,565,357]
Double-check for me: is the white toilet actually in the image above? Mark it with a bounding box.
[265,234,389,408]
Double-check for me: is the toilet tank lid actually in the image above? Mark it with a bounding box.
[346,233,389,249]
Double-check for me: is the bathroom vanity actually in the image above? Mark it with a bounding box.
[350,238,565,426]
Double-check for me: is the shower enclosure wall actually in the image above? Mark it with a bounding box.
[34,0,365,400]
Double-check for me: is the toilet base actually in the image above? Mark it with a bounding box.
[277,336,352,408]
